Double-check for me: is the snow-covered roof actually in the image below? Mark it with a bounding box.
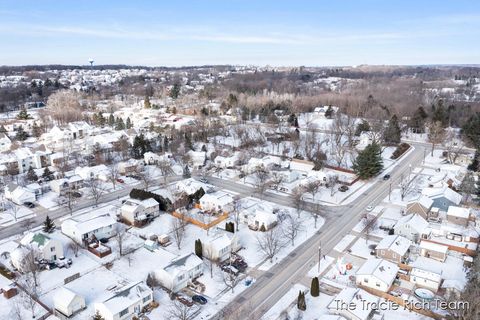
[396,214,429,233]
[422,187,462,205]
[408,195,433,209]
[97,281,151,315]
[63,214,116,235]
[376,235,411,256]
[53,287,83,311]
[200,191,233,207]
[356,258,399,287]
[327,287,378,320]
[253,209,278,225]
[419,240,448,254]
[447,206,470,219]
[163,253,203,277]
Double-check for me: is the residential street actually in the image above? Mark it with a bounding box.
[210,143,426,320]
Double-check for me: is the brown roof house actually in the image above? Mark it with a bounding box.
[406,196,434,219]
[375,235,412,264]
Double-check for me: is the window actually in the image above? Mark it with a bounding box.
[364,278,368,283]
[143,295,151,303]
[376,282,380,287]
[177,274,184,281]
[119,308,129,317]
[50,247,55,252]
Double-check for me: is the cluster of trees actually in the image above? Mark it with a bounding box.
[129,188,173,212]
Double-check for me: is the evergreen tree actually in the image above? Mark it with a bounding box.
[108,114,115,127]
[15,125,29,141]
[131,134,150,159]
[26,166,38,182]
[383,114,401,145]
[115,117,125,130]
[324,105,334,119]
[462,113,480,148]
[172,106,177,114]
[409,106,428,133]
[431,99,448,127]
[0,125,6,133]
[32,122,42,137]
[126,117,132,129]
[17,109,30,120]
[169,83,180,99]
[195,239,203,258]
[163,136,169,152]
[468,150,479,172]
[42,167,53,180]
[92,311,105,320]
[297,291,306,311]
[183,165,191,178]
[43,215,55,233]
[259,224,267,232]
[310,277,320,297]
[355,120,370,136]
[95,112,106,127]
[352,143,384,179]
[144,96,151,108]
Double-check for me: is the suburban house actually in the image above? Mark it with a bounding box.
[120,198,159,226]
[375,235,411,264]
[0,133,12,152]
[419,241,448,262]
[421,187,462,212]
[214,153,239,168]
[175,178,204,195]
[446,206,470,227]
[49,175,84,194]
[61,214,117,244]
[94,281,153,320]
[155,253,203,292]
[406,196,434,220]
[327,287,379,320]
[202,233,240,262]
[187,150,206,168]
[4,183,36,204]
[11,232,64,270]
[53,287,86,318]
[199,191,234,212]
[394,214,430,243]
[410,264,443,292]
[13,148,43,173]
[118,159,141,175]
[247,209,278,231]
[355,258,399,292]
[75,164,109,181]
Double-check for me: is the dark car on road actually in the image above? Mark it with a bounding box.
[383,174,391,180]
[338,185,349,192]
[23,202,35,208]
[192,295,208,305]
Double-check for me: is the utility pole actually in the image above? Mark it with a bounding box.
[317,242,322,273]
[388,183,392,201]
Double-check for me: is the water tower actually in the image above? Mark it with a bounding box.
[88,58,94,69]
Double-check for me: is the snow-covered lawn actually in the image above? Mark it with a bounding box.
[307,255,335,278]
[349,238,378,259]
[261,283,308,320]
[333,234,355,252]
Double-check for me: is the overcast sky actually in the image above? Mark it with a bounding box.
[1,0,479,66]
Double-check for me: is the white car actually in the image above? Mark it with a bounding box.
[366,205,374,212]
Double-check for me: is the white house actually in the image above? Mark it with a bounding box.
[53,287,86,317]
[187,150,206,168]
[355,258,399,292]
[202,233,240,262]
[61,214,117,244]
[49,175,83,194]
[248,209,278,231]
[120,198,159,226]
[11,232,64,270]
[199,191,234,211]
[410,266,442,292]
[394,214,430,243]
[155,253,203,292]
[175,178,204,195]
[13,148,43,173]
[327,287,379,320]
[214,153,239,168]
[75,164,109,181]
[94,281,153,320]
[4,183,36,204]
[0,133,12,152]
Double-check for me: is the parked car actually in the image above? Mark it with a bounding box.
[199,178,208,183]
[192,295,208,305]
[366,205,374,212]
[232,260,248,272]
[116,178,125,183]
[338,185,349,192]
[68,191,82,198]
[221,265,240,275]
[383,174,391,180]
[23,202,35,208]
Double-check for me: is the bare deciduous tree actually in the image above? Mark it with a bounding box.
[46,90,84,125]
[256,228,283,263]
[68,241,81,257]
[291,186,305,217]
[253,166,270,198]
[115,224,127,256]
[327,175,339,197]
[8,200,20,221]
[303,180,321,202]
[158,160,174,185]
[361,213,377,244]
[282,214,304,246]
[170,216,187,250]
[18,272,41,319]
[231,196,242,232]
[108,164,120,190]
[167,300,196,320]
[19,245,41,287]
[87,178,106,207]
[428,121,446,156]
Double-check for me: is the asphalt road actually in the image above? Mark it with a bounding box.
[0,175,183,241]
[209,143,427,320]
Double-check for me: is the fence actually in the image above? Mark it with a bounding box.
[171,211,229,230]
